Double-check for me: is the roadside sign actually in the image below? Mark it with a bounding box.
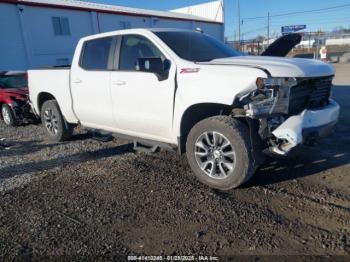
[281,25,306,35]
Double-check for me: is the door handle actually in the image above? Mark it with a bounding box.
[112,80,126,86]
[72,78,82,84]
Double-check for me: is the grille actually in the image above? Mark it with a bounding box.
[288,76,332,115]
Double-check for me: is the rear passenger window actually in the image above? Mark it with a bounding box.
[80,37,113,70]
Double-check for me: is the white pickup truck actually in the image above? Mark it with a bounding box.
[28,29,340,190]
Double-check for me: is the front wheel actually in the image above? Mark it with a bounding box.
[41,100,73,142]
[186,116,254,190]
[1,104,16,126]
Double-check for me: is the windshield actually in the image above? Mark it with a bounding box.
[0,74,27,89]
[155,31,241,62]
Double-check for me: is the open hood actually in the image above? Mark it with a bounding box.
[204,56,334,78]
[261,33,302,57]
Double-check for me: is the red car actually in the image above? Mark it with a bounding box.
[0,71,36,126]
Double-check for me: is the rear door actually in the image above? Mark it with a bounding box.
[70,36,116,128]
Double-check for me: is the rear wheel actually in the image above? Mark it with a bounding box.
[1,104,16,126]
[41,100,73,142]
[186,116,254,190]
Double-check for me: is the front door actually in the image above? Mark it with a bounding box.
[110,34,176,142]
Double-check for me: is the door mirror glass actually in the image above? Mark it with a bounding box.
[136,58,171,81]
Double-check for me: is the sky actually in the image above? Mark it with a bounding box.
[83,0,350,40]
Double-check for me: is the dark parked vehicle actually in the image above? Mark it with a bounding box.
[0,71,37,126]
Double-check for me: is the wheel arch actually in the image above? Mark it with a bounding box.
[37,92,57,113]
[178,103,233,154]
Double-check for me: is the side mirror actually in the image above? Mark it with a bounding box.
[136,58,171,81]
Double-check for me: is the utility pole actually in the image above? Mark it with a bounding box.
[267,12,270,45]
[220,0,225,42]
[309,30,311,52]
[237,0,241,49]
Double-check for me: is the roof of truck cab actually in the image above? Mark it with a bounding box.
[79,28,199,41]
[150,28,197,33]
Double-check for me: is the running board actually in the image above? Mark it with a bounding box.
[90,130,114,142]
[133,141,159,153]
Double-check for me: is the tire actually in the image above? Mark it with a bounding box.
[41,100,73,142]
[186,116,254,191]
[1,104,16,126]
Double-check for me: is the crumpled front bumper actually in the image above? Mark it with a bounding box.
[271,99,340,154]
[9,100,37,122]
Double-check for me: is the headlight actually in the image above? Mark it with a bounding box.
[247,77,298,117]
[256,77,297,89]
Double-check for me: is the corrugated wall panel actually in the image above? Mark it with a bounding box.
[0,3,27,70]
[152,18,192,30]
[23,5,94,68]
[12,0,215,23]
[194,21,223,40]
[98,13,150,32]
[171,1,223,23]
[0,2,224,70]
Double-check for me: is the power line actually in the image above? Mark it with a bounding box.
[242,18,350,39]
[241,26,268,38]
[242,7,350,24]
[244,26,267,34]
[243,3,350,20]
[270,20,350,27]
[227,25,267,39]
[267,10,350,22]
[267,20,350,31]
[235,3,350,41]
[268,16,350,25]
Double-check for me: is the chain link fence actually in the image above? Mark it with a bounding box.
[227,33,350,63]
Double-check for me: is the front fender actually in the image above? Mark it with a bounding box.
[172,65,266,137]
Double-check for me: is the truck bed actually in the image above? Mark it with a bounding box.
[28,69,78,124]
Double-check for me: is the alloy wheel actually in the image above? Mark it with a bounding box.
[2,106,11,125]
[44,109,59,135]
[194,131,236,179]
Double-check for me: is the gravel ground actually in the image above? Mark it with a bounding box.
[0,64,350,259]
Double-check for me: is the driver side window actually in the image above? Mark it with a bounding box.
[119,35,163,71]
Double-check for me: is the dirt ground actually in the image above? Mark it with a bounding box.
[0,64,349,260]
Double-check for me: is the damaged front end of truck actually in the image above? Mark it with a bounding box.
[235,75,339,156]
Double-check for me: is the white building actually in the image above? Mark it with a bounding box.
[171,0,224,23]
[0,0,224,70]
